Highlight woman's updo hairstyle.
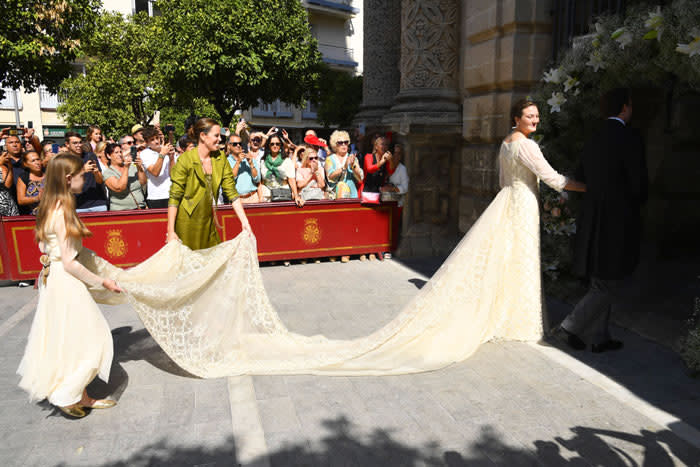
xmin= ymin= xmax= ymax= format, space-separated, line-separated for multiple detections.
xmin=188 ymin=117 xmax=219 ymax=142
xmin=510 ymin=98 xmax=537 ymax=126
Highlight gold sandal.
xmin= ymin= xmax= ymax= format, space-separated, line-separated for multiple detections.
xmin=81 ymin=399 xmax=117 ymax=409
xmin=59 ymin=405 xmax=86 ymax=418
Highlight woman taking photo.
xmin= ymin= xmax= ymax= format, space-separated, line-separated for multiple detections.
xmin=362 ymin=136 xmax=391 ymax=202
xmin=18 ymin=154 xmax=122 ymax=418
xmin=0 ymin=150 xmax=19 ymax=216
xmin=102 ymin=143 xmax=147 ymax=211
xmin=16 ymin=151 xmax=45 ymax=215
xmin=167 ymin=118 xmax=251 ymax=249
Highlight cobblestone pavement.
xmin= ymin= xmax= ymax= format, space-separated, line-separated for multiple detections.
xmin=0 ymin=258 xmax=699 ymax=466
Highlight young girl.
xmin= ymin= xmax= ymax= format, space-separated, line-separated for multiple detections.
xmin=18 ymin=154 xmax=122 ymax=418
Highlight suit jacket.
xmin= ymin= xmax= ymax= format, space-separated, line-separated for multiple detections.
xmin=572 ymin=119 xmax=648 ymax=279
xmin=168 ymin=148 xmax=239 ymax=250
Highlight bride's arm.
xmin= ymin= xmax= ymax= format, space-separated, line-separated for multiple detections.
xmin=518 ymin=139 xmax=585 ymax=192
xmin=231 ymin=198 xmax=251 ymax=232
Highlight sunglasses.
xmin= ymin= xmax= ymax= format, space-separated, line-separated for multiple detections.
xmin=251 ymin=138 xmax=262 ymax=144
xmin=336 ymin=140 xmax=350 ymax=145
xmin=124 ymin=141 xmax=135 ymax=145
xmin=228 ymin=141 xmax=242 ymax=147
xmin=308 ymin=156 xmax=319 ymax=160
xmin=269 ymin=142 xmax=281 ymax=147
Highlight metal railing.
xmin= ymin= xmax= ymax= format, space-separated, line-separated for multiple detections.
xmin=39 ymin=86 xmax=64 ymax=110
xmin=317 ymin=43 xmax=356 ymax=65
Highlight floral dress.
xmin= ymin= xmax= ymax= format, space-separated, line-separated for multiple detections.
xmin=0 ymin=167 xmax=19 ymax=216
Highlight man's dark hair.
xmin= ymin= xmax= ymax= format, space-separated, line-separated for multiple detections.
xmin=184 ymin=114 xmax=199 ymax=133
xmin=178 ymin=135 xmax=195 ymax=150
xmin=602 ymin=88 xmax=631 ymax=117
xmin=64 ymin=131 xmax=82 ymax=141
xmin=142 ymin=126 xmax=159 ymax=142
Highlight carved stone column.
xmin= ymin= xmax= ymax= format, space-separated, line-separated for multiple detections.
xmin=353 ymin=0 xmax=401 ymax=129
xmin=385 ymin=0 xmax=462 ymax=257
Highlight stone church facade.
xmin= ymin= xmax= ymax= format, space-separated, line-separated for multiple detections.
xmin=355 ymin=0 xmax=699 ymax=260
xmin=355 ymin=0 xmax=555 ymax=256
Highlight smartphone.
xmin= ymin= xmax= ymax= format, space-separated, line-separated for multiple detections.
xmin=27 ymin=121 xmax=33 ymax=129
xmin=51 ymin=143 xmax=60 ymax=153
xmin=130 ymin=146 xmax=138 ymax=157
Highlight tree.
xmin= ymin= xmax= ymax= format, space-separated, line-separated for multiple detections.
xmin=155 ymin=0 xmax=323 ymax=128
xmin=57 ymin=12 xmax=181 ymax=138
xmin=0 ymin=0 xmax=100 ymax=100
xmin=315 ymin=65 xmax=363 ymax=129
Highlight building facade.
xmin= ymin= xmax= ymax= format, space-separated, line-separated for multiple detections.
xmin=355 ymin=0 xmax=698 ymax=259
xmin=0 ymin=0 xmax=362 ymax=141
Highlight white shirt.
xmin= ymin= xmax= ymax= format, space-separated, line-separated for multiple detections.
xmin=140 ymin=147 xmax=172 ymax=200
xmin=388 ymin=162 xmax=409 ymax=207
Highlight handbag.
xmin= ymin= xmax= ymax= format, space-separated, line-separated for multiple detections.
xmin=301 ymin=186 xmax=324 ymax=201
xmin=270 ymin=187 xmax=292 ymax=202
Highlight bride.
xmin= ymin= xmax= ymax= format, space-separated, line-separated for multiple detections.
xmin=77 ymin=101 xmax=585 ymax=378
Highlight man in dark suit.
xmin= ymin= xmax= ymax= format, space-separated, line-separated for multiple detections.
xmin=554 ymin=88 xmax=648 ymax=353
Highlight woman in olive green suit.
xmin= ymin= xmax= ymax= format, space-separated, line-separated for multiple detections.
xmin=167 ymin=118 xmax=251 ymax=249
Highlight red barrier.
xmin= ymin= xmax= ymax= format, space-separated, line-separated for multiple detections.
xmin=0 ymin=199 xmax=399 ymax=281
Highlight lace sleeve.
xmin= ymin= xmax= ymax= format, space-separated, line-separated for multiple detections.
xmin=518 ymin=139 xmax=568 ymax=192
xmin=54 ymin=208 xmax=103 ymax=288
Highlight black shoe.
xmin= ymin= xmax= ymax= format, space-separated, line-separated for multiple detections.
xmin=548 ymin=325 xmax=586 ymax=351
xmin=591 ymin=340 xmax=624 ymax=353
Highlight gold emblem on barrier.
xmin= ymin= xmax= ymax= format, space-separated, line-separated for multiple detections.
xmin=302 ymin=218 xmax=321 ymax=245
xmin=105 ymin=229 xmax=127 ymax=258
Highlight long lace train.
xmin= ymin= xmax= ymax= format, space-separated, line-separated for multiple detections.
xmin=80 ymin=180 xmax=545 ymax=378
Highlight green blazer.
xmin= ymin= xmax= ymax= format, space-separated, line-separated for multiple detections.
xmin=168 ymin=147 xmax=239 ymax=250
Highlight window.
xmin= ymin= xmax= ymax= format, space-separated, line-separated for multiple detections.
xmin=134 ymin=0 xmax=160 ymax=16
xmin=302 ymin=101 xmax=319 ymax=119
xmin=252 ymin=99 xmax=293 ymax=118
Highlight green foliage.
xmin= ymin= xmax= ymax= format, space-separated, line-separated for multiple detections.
xmin=530 ymin=0 xmax=700 ymax=296
xmin=155 ymin=0 xmax=323 ymax=128
xmin=315 ymin=65 xmax=363 ymax=129
xmin=0 ymin=0 xmax=100 ymax=99
xmin=57 ymin=12 xmax=179 ymax=138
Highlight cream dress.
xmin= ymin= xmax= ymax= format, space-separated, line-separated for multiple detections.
xmin=17 ymin=207 xmax=113 ymax=406
xmin=80 ymin=137 xmax=567 ymax=377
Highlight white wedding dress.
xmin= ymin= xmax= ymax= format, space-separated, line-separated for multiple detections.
xmin=83 ymin=137 xmax=568 ymax=378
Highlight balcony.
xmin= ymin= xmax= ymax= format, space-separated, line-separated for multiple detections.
xmin=0 ymin=88 xmax=22 ymax=110
xmin=304 ymin=0 xmax=358 ymax=18
xmin=252 ymin=99 xmax=294 ymax=118
xmin=302 ymin=101 xmax=319 ymax=120
xmin=39 ymin=86 xmax=64 ymax=110
xmin=318 ymin=43 xmax=358 ymax=68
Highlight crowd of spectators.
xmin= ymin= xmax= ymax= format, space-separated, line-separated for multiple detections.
xmin=0 ymin=120 xmax=409 ymax=219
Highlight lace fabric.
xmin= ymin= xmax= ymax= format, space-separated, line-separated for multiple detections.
xmin=79 ymin=139 xmax=564 ymax=377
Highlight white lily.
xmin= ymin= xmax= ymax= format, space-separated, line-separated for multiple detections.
xmin=611 ymin=27 xmax=633 ymax=49
xmin=644 ymin=6 xmax=663 ymax=40
xmin=563 ymin=75 xmax=579 ymax=93
xmin=543 ymin=67 xmax=564 ymax=84
xmin=676 ymin=29 xmax=700 ymax=57
xmin=586 ymin=50 xmax=606 ymax=72
xmin=547 ymin=92 xmax=566 ymax=113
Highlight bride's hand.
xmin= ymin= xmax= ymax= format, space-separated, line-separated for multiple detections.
xmin=166 ymin=231 xmax=180 ymax=243
xmin=102 ymin=278 xmax=123 ymax=293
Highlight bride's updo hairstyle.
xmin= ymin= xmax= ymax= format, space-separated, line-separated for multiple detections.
xmin=511 ymin=98 xmax=537 ymax=126
xmin=188 ymin=117 xmax=219 ymax=143
xmin=35 ymin=154 xmax=92 ymax=243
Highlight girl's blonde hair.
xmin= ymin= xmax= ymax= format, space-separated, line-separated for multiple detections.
xmin=95 ymin=141 xmax=107 ymax=155
xmin=35 ymin=154 xmax=92 ymax=243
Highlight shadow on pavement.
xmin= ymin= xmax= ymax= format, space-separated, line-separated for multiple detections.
xmin=59 ymin=415 xmax=698 ymax=467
